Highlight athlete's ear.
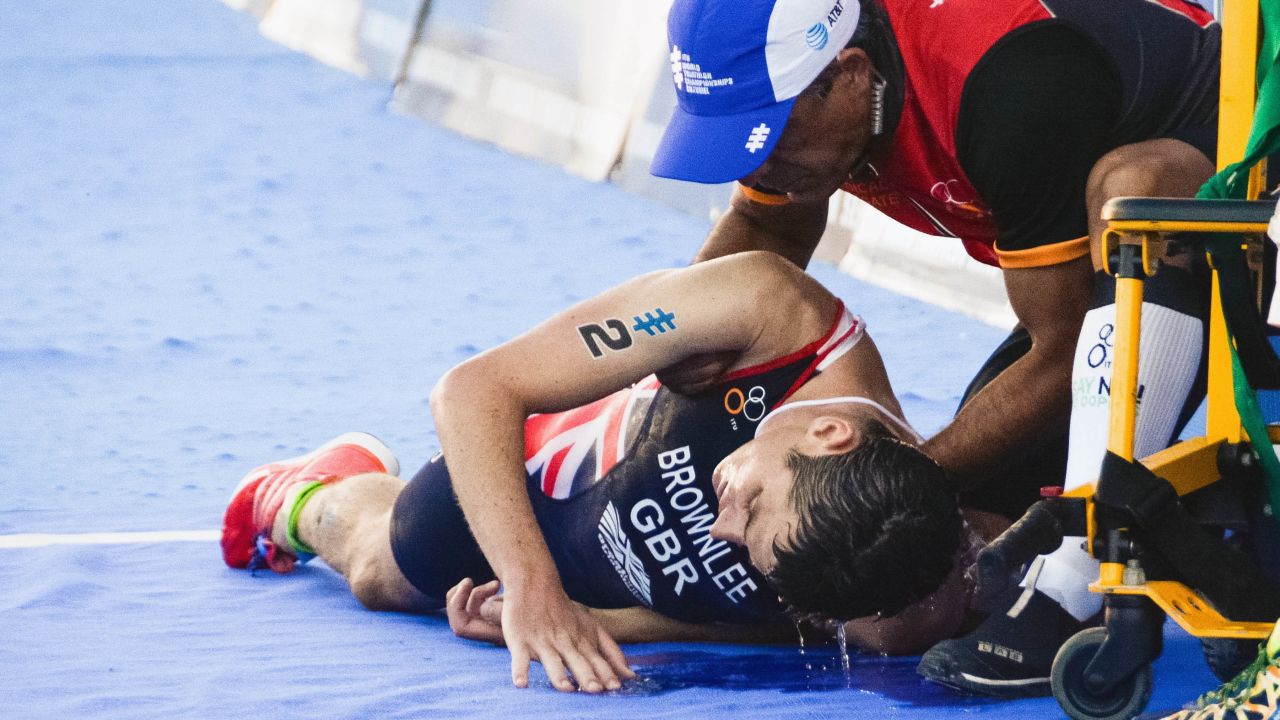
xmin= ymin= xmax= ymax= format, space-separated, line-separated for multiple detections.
xmin=805 ymin=415 xmax=860 ymax=453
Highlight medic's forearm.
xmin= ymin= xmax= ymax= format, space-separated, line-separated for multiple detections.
xmin=923 ymin=344 xmax=1073 ymax=489
xmin=694 ymin=191 xmax=827 ymax=268
xmin=928 ymin=257 xmax=1092 ymax=490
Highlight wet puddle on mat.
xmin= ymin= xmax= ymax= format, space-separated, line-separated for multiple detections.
xmin=619 ymin=646 xmax=1002 ymax=705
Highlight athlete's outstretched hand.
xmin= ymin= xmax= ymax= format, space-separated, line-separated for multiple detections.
xmin=500 ymin=578 xmax=634 ymax=693
xmin=445 ymin=577 xmax=506 ymax=645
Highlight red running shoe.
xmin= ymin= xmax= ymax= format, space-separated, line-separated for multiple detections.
xmin=221 ymin=432 xmax=399 ymax=573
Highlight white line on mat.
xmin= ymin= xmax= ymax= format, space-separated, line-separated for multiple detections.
xmin=0 ymin=530 xmax=219 ymax=549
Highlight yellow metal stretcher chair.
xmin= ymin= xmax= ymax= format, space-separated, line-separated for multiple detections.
xmin=977 ymin=1 xmax=1280 ymax=718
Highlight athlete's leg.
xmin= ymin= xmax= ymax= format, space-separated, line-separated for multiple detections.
xmin=269 ymin=472 xmax=438 ymax=613
xmin=220 ymin=434 xmax=485 ymax=614
xmin=279 ymin=454 xmax=498 ymax=611
xmin=386 ymin=454 xmax=497 ymax=603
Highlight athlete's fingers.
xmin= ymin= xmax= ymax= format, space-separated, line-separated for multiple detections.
xmin=537 ymin=647 xmax=579 ymax=693
xmin=477 ymin=622 xmax=507 ymax=645
xmin=479 ymin=593 xmax=504 ymax=626
xmin=582 ymin=642 xmax=621 ymax=691
xmin=510 ymin=644 xmax=532 ymax=689
xmin=559 ymin=644 xmax=603 ymax=694
xmin=466 ymin=579 xmax=499 ymax=619
xmin=446 ymin=578 xmax=476 ymax=633
xmin=596 ymin=625 xmax=636 ymax=681
xmin=444 ymin=578 xmax=462 ymax=606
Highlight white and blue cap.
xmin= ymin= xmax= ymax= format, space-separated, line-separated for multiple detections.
xmin=650 ymin=0 xmax=861 ymax=184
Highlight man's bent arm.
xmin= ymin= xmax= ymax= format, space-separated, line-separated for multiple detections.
xmin=923 ymin=257 xmax=1093 ymax=487
xmin=695 ymin=187 xmax=828 ymax=267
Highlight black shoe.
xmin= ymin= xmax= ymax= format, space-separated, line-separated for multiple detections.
xmin=917 ymin=588 xmax=1083 ymax=698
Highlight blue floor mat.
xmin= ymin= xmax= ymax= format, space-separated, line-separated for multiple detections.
xmin=0 ymin=1 xmax=1232 ymax=717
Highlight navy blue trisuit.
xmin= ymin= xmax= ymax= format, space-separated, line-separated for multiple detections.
xmin=389 ymin=305 xmax=867 ymax=624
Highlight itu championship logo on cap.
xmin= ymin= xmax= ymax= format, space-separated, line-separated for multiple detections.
xmin=805 ymin=22 xmax=829 ymax=51
xmin=670 ymin=45 xmax=685 ymax=91
xmin=668 ymin=44 xmax=734 ymax=97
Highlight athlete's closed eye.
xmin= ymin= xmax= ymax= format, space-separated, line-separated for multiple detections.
xmin=744 ymin=491 xmax=762 ymax=535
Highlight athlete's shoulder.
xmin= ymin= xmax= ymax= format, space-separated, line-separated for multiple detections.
xmin=704 ymin=251 xmax=834 ymax=316
xmin=703 ymin=251 xmax=844 ymax=356
xmin=702 ymin=250 xmax=825 ymax=294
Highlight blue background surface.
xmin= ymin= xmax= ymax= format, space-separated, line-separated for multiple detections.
xmin=0 ymin=2 xmax=1219 ymax=717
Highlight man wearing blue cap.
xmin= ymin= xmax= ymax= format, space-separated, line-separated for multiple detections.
xmin=652 ymin=0 xmax=1226 ymax=699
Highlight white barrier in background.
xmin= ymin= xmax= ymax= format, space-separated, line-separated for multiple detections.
xmin=222 ymin=0 xmax=275 ymax=17
xmin=825 ymin=195 xmax=1016 ymax=327
xmin=238 ymin=0 xmax=426 ymax=83
xmin=221 ymin=0 xmax=1016 ymax=328
xmin=260 ymin=0 xmax=368 ymax=74
xmin=390 ymin=0 xmax=671 ymax=181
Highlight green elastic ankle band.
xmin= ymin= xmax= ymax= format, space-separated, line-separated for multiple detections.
xmin=285 ymin=481 xmax=326 ymax=556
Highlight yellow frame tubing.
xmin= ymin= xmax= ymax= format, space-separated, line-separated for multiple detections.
xmin=1107 ymin=271 xmax=1145 ymax=462
xmin=1105 ymin=220 xmax=1269 ymax=234
xmin=1218 ymin=0 xmax=1259 ymax=175
xmin=1085 ymin=0 xmax=1269 ymax=642
xmin=1207 ymin=0 xmax=1263 ymax=441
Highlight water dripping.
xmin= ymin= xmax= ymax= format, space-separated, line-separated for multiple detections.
xmin=835 ymin=622 xmax=851 ymax=675
xmin=794 ymin=619 xmax=812 ymax=671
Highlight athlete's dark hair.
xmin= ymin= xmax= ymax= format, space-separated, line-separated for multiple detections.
xmin=767 ymin=421 xmax=963 ymax=620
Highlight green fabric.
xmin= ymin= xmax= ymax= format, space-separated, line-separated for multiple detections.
xmin=1228 ymin=328 xmax=1280 ymax=516
xmin=1195 ymin=640 xmax=1269 ymax=708
xmin=1197 ymin=234 xmax=1280 ymax=528
xmin=1196 ymin=4 xmax=1280 ymax=531
xmin=1198 ymin=0 xmax=1280 ymax=200
xmin=285 ymin=480 xmax=325 ymax=557
xmin=1195 ymin=617 xmax=1280 ymax=709
xmin=1270 ymin=616 xmax=1280 ymax=657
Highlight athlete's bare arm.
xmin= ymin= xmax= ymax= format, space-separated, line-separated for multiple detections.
xmin=429 ymin=252 xmax=836 ymax=692
xmin=445 ymin=578 xmax=794 ymax=645
xmin=694 ymin=188 xmax=829 ymax=267
xmin=590 ymin=607 xmax=796 ymax=644
xmin=923 ymin=258 xmax=1093 ymax=486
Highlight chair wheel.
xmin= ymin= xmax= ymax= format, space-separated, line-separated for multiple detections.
xmin=1051 ymin=627 xmax=1154 ymax=720
xmin=1203 ymin=637 xmax=1261 ymax=682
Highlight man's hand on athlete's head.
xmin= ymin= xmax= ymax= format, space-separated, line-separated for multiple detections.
xmin=447 ymin=576 xmax=636 ymax=692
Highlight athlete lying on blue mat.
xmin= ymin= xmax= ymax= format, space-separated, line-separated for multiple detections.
xmin=221 ymin=251 xmax=1011 ymax=692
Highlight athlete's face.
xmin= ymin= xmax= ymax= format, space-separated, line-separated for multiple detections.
xmin=708 ymin=431 xmax=802 ymax=576
xmin=739 ymin=49 xmax=879 ymax=204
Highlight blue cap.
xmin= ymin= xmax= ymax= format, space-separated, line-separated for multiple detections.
xmin=650 ymin=0 xmax=861 ymax=184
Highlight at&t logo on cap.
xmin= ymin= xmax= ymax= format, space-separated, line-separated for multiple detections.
xmin=650 ymin=0 xmax=862 ymax=184
xmin=805 ymin=22 xmax=829 ymax=50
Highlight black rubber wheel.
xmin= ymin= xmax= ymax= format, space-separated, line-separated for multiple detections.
xmin=1051 ymin=628 xmax=1155 ymax=720
xmin=1203 ymin=637 xmax=1261 ymax=682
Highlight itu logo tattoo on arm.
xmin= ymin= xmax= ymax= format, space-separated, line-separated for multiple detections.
xmin=577 ymin=308 xmax=679 ymax=358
